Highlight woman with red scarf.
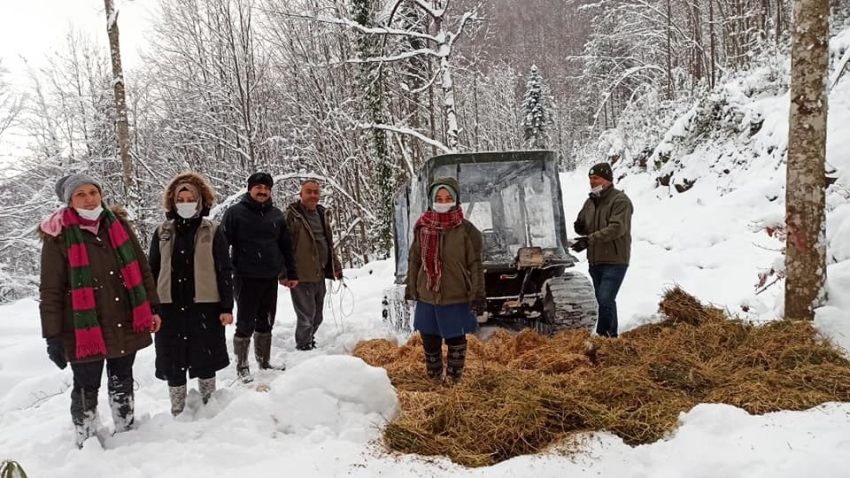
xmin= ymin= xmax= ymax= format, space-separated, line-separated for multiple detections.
xmin=406 ymin=177 xmax=485 ymax=384
xmin=39 ymin=173 xmax=161 ymax=448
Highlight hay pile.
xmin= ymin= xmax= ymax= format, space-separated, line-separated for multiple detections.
xmin=352 ymin=287 xmax=850 ymax=467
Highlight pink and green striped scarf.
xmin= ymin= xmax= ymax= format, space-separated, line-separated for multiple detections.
xmin=63 ymin=206 xmax=152 ymax=359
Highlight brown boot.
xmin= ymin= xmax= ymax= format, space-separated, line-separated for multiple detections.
xmin=253 ymin=332 xmax=286 ymax=371
xmin=233 ymin=336 xmax=253 ymax=383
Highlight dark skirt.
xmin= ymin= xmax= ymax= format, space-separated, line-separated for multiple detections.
xmin=155 ymin=303 xmax=229 ymax=380
xmin=413 ymin=301 xmax=478 ymax=339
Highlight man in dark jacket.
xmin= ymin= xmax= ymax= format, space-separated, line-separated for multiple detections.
xmin=285 ymin=180 xmax=342 ymax=351
xmin=221 ymin=172 xmax=298 ymax=381
xmin=571 ymin=162 xmax=633 ymax=338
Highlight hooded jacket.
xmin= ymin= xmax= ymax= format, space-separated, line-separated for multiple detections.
xmin=406 ymin=177 xmax=485 ymax=305
xmin=38 ymin=206 xmax=160 ymax=363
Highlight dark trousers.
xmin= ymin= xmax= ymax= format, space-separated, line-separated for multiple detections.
xmin=421 ymin=333 xmax=466 ymax=351
xmin=71 ymin=353 xmax=136 ymax=394
xmin=291 ymin=280 xmax=327 ymax=348
xmin=234 ymin=277 xmax=278 ymax=338
xmin=589 ymin=264 xmax=628 ymax=338
xmin=70 ymin=353 xmax=136 ymax=426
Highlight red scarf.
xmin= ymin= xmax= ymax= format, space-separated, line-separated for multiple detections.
xmin=415 ymin=208 xmax=464 ymax=292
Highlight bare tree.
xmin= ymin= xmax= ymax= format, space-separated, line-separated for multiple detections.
xmin=0 ymin=60 xmax=22 ymax=139
xmin=783 ymin=0 xmax=829 ymax=320
xmin=103 ymin=0 xmax=137 ymax=205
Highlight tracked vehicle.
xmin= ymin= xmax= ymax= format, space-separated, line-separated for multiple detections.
xmin=382 ymin=150 xmax=597 ymax=336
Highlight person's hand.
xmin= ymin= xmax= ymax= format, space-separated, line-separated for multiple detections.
xmin=472 ymin=298 xmax=487 ymax=316
xmin=151 ymin=314 xmax=162 ymax=333
xmin=288 ymin=280 xmax=299 ymax=288
xmin=570 ymin=237 xmax=589 ymax=253
xmin=220 ymin=313 xmax=234 ymax=326
xmin=334 ymin=270 xmax=343 ymax=280
xmin=46 ymin=337 xmax=67 ymax=370
xmin=406 ymin=300 xmax=416 ymax=308
xmin=573 ymin=219 xmax=585 ymax=234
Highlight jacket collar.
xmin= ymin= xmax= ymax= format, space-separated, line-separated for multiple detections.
xmin=590 ymin=185 xmax=616 ymax=201
xmin=288 ymin=201 xmax=325 ymax=218
xmin=241 ymin=192 xmax=274 ymax=212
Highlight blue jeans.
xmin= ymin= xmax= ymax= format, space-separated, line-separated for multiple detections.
xmin=588 ymin=264 xmax=628 ymax=337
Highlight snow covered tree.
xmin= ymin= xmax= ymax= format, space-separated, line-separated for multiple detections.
xmin=784 ymin=0 xmax=829 ymax=320
xmin=352 ymin=0 xmax=393 ymax=258
xmin=103 ymin=0 xmax=138 ymax=209
xmin=0 ymin=61 xmax=21 ymax=140
xmin=521 ymin=65 xmax=553 ymax=149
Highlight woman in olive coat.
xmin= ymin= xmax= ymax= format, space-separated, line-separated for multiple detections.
xmin=406 ymin=177 xmax=485 ymax=384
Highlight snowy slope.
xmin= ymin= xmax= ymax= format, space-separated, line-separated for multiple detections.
xmin=3 ymin=29 xmax=850 ymax=478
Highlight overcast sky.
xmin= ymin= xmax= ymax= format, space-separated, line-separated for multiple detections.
xmin=0 ymin=0 xmax=158 ymax=168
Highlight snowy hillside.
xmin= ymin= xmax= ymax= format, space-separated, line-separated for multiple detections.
xmin=2 ymin=28 xmax=850 ymax=478
xmin=595 ymin=26 xmax=850 ymax=337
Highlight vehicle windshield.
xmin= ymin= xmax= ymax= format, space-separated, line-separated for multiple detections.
xmin=432 ymin=160 xmax=563 ymax=263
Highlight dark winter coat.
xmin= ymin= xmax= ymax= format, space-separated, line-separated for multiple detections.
xmin=150 ymin=217 xmax=232 ymax=380
xmin=220 ymin=193 xmax=298 ymax=280
xmin=39 ymin=206 xmax=160 ymax=363
xmin=574 ymin=186 xmax=633 ymax=266
xmin=285 ymin=202 xmax=342 ymax=283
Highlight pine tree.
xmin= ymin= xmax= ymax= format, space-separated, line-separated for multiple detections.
xmin=522 ymin=65 xmax=553 ymax=149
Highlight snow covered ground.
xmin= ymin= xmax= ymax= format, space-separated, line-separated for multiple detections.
xmin=3 ymin=45 xmax=850 ymax=478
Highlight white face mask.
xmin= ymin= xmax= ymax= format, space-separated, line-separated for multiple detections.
xmin=176 ymin=202 xmax=199 ymax=219
xmin=432 ymin=202 xmax=456 ymax=213
xmin=591 ymin=185 xmax=604 ymax=196
xmin=75 ymin=205 xmax=103 ymax=221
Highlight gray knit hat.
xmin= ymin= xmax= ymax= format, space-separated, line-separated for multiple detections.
xmin=54 ymin=173 xmax=102 ymax=204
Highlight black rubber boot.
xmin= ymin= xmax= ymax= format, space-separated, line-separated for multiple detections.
xmin=107 ymin=375 xmax=135 ymax=432
xmin=445 ymin=343 xmax=467 ymax=385
xmin=71 ymin=387 xmax=100 ymax=448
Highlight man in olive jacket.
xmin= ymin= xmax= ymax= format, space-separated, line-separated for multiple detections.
xmin=571 ymin=162 xmax=633 ymax=338
xmin=285 ymin=180 xmax=342 ymax=351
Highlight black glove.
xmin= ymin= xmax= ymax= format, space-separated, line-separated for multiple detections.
xmin=573 ymin=219 xmax=585 ymax=234
xmin=46 ymin=337 xmax=67 ymax=370
xmin=570 ymin=237 xmax=589 ymax=253
xmin=472 ymin=299 xmax=487 ymax=316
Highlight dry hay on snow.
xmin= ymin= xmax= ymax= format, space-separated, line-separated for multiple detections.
xmin=352 ymin=287 xmax=850 ymax=467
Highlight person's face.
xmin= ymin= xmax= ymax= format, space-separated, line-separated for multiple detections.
xmin=589 ymin=175 xmax=610 ymax=190
xmin=70 ymin=184 xmax=102 ymax=210
xmin=176 ymin=190 xmax=197 ymax=203
xmin=300 ymin=181 xmax=321 ymax=210
xmin=249 ymin=184 xmax=271 ymax=203
xmin=434 ymin=188 xmax=454 ymax=203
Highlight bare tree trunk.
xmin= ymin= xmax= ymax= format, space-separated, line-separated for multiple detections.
xmin=709 ymin=0 xmax=717 ymax=88
xmin=666 ymin=0 xmax=674 ymax=100
xmin=784 ymin=0 xmax=829 ymax=321
xmin=103 ymin=0 xmax=135 ymax=198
